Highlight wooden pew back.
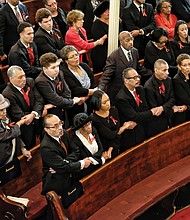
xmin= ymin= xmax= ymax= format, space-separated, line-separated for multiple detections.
xmin=62 ymin=122 xmax=190 ymax=219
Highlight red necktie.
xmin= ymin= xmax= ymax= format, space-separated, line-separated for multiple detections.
xmin=21 ymin=87 xmax=30 ymax=106
xmin=133 ymin=91 xmax=142 ymax=106
xmin=159 ymin=82 xmax=165 ymax=94
xmin=27 ymin=47 xmax=35 ymax=66
xmin=59 ymin=138 xmax=68 ymax=155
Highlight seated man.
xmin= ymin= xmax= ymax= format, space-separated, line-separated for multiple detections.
xmin=0 ymin=94 xmax=31 ymax=167
xmin=3 ymin=66 xmax=45 ymax=149
xmin=8 ymin=22 xmax=42 ymax=78
xmin=99 ymin=31 xmax=151 ymax=104
xmin=35 ymin=52 xmax=81 ymax=127
xmin=34 ymin=8 xmax=65 ymax=58
xmin=115 ymin=67 xmax=160 ymax=151
xmin=41 ymin=114 xmax=91 ymax=219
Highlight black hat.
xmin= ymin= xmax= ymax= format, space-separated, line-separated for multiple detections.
xmin=72 ymin=113 xmax=93 ymax=131
xmin=94 ymin=0 xmax=110 ymax=18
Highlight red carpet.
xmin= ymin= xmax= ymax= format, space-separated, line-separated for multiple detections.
xmin=169 ymin=206 xmax=190 ymax=220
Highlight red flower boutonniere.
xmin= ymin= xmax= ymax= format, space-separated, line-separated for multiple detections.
xmin=142 ymin=8 xmax=147 ymax=16
xmin=57 ymin=81 xmax=62 ymax=90
xmin=163 ymin=45 xmax=170 ymax=52
xmin=178 ymin=41 xmax=184 ymax=49
xmin=110 ymin=116 xmax=118 ymax=125
xmin=55 ymin=32 xmax=61 ymax=40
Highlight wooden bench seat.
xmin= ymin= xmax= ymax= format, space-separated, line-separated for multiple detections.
xmin=0 ymin=144 xmax=47 ymax=220
xmin=88 ymin=155 xmax=190 ymax=220
xmin=46 ymin=121 xmax=190 ymax=220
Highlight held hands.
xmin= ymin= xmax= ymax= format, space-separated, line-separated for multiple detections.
xmin=83 ymin=157 xmax=92 ymax=168
xmin=22 ymin=149 xmax=32 ymax=161
xmin=102 ymin=151 xmax=109 ymax=160
xmin=96 ymin=34 xmax=107 ymax=45
xmin=21 ymin=113 xmax=35 ymax=125
xmin=73 ymin=97 xmax=81 ymax=105
xmin=151 ymin=106 xmax=164 ymax=116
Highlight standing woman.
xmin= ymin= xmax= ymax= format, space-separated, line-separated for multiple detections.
xmin=155 ymin=0 xmax=177 ymax=41
xmin=170 ymin=20 xmax=190 ymax=60
xmin=65 ymin=9 xmax=107 ymax=63
xmin=60 ymin=45 xmax=98 ymax=124
xmin=91 ymin=0 xmax=109 ymax=73
xmin=91 ymin=90 xmax=137 ymax=157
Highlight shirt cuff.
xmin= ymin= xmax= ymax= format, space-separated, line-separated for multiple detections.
xmin=101 ymin=157 xmax=106 ymax=165
xmin=31 ymin=111 xmax=40 ymax=119
xmin=89 ymin=157 xmax=99 ymax=165
xmin=80 ymin=160 xmax=85 ymax=170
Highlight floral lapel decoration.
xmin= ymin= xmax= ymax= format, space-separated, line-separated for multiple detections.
xmin=110 ymin=116 xmax=118 ymax=125
xmin=57 ymin=81 xmax=62 ymax=90
xmin=163 ymin=45 xmax=170 ymax=52
xmin=178 ymin=41 xmax=184 ymax=49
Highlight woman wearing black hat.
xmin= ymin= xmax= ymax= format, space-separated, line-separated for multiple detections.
xmin=72 ymin=112 xmax=109 ymax=179
xmin=91 ymin=0 xmax=110 ymax=73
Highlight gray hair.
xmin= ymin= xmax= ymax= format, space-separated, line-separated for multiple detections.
xmin=7 ymin=66 xmax=24 ymax=78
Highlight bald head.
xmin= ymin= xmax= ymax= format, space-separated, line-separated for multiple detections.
xmin=119 ymin=31 xmax=134 ymax=50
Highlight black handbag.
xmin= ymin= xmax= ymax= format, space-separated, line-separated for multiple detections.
xmin=61 ymin=181 xmax=84 ymax=208
xmin=0 ymin=158 xmax=22 ymax=186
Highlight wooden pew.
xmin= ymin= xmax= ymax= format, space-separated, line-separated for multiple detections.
xmin=0 ymin=144 xmax=47 ymax=220
xmin=46 ymin=121 xmax=190 ymax=220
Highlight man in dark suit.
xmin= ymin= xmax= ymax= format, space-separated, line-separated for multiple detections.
xmin=34 ymin=8 xmax=65 ymax=58
xmin=99 ymin=31 xmax=151 ymax=104
xmin=122 ymin=0 xmax=155 ymax=59
xmin=41 ymin=114 xmax=91 ymax=219
xmin=0 ymin=0 xmax=30 ymax=64
xmin=144 ymin=59 xmax=178 ymax=136
xmin=2 ymin=65 xmax=45 ymax=149
xmin=115 ymin=67 xmax=159 ymax=151
xmin=35 ymin=52 xmax=81 ymax=127
xmin=8 ymin=22 xmax=42 ymax=78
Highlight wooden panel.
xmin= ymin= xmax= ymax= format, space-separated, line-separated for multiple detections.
xmin=64 ymin=122 xmax=190 ymax=219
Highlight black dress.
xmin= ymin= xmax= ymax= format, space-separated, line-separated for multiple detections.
xmin=92 ymin=106 xmax=121 ymax=157
xmin=91 ymin=19 xmax=108 ymax=73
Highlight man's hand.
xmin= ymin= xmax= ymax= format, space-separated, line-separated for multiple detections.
xmin=73 ymin=97 xmax=81 ymax=105
xmin=0 ymin=54 xmax=7 ymax=61
xmin=21 ymin=113 xmax=35 ymax=125
xmin=131 ymin=30 xmax=140 ymax=37
xmin=49 ymin=167 xmax=56 ymax=174
xmin=83 ymin=158 xmax=91 ymax=168
xmin=42 ymin=104 xmax=55 ymax=117
xmin=151 ymin=106 xmax=164 ymax=116
xmin=124 ymin=121 xmax=137 ymax=129
xmin=22 ymin=149 xmax=32 ymax=161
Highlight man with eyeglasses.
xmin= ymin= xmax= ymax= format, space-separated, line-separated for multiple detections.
xmin=34 ymin=8 xmax=65 ymax=58
xmin=144 ymin=59 xmax=183 ymax=134
xmin=99 ymin=31 xmax=152 ymax=104
xmin=115 ymin=67 xmax=160 ymax=151
xmin=41 ymin=113 xmax=91 ymax=219
xmin=35 ymin=52 xmax=81 ymax=127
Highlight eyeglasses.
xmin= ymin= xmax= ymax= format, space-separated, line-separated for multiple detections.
xmin=46 ymin=121 xmax=64 ymax=129
xmin=46 ymin=1 xmax=57 ymax=7
xmin=67 ymin=54 xmax=79 ymax=60
xmin=126 ymin=75 xmax=141 ymax=80
xmin=162 ymin=5 xmax=172 ymax=9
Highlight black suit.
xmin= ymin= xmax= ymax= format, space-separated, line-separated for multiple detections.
xmin=122 ymin=2 xmax=155 ymax=58
xmin=0 ymin=2 xmax=30 ymax=57
xmin=35 ymin=71 xmax=74 ymax=124
xmin=171 ymin=0 xmax=190 ymax=22
xmin=40 ymin=131 xmax=81 ymax=196
xmin=2 ymin=78 xmax=44 ymax=149
xmin=173 ymin=72 xmax=190 ymax=125
xmin=115 ymin=85 xmax=153 ymax=150
xmin=8 ymin=40 xmax=41 ymax=78
xmin=144 ymin=75 xmax=175 ymax=134
xmin=34 ymin=27 xmax=65 ymax=58
xmin=99 ymin=46 xmax=147 ymax=104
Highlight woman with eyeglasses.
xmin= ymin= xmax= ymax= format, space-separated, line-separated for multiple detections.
xmin=65 ymin=9 xmax=107 ymax=63
xmin=90 ymin=90 xmax=137 ymax=158
xmin=155 ymin=0 xmax=177 ymax=40
xmin=60 ymin=45 xmax=98 ymax=124
xmin=144 ymin=27 xmax=177 ymax=77
xmin=170 ymin=20 xmax=190 ymax=60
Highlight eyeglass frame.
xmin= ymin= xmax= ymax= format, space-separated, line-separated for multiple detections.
xmin=45 ymin=120 xmax=64 ymax=129
xmin=126 ymin=75 xmax=141 ymax=80
xmin=67 ymin=53 xmax=80 ymax=60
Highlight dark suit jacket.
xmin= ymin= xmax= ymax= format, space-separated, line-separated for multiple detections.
xmin=2 ymin=78 xmax=44 ymax=149
xmin=173 ymin=71 xmax=190 ymax=124
xmin=34 ymin=27 xmax=65 ymax=58
xmin=40 ymin=131 xmax=81 ymax=195
xmin=99 ymin=46 xmax=139 ymax=104
xmin=35 ymin=71 xmax=74 ymax=121
xmin=8 ymin=40 xmax=41 ymax=78
xmin=0 ymin=3 xmax=30 ymax=56
xmin=122 ymin=2 xmax=155 ymax=58
xmin=144 ymin=75 xmax=175 ymax=132
xmin=115 ymin=85 xmax=153 ymax=150
xmin=171 ymin=0 xmax=190 ymax=22
xmin=0 ymin=123 xmax=24 ymax=167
